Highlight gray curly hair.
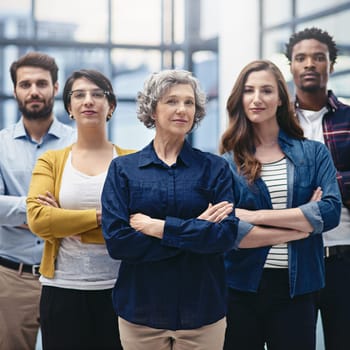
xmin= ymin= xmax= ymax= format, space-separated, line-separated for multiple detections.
xmin=137 ymin=69 xmax=207 ymax=129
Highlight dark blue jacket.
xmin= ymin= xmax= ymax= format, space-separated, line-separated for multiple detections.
xmin=223 ymin=130 xmax=341 ymax=297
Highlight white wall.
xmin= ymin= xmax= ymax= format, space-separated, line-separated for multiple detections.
xmin=218 ymin=0 xmax=259 ymax=134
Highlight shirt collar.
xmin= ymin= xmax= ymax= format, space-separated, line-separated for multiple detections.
xmin=13 ymin=118 xmax=28 ymax=139
xmin=294 ymin=90 xmax=339 ymax=113
xmin=13 ymin=117 xmax=66 ymax=140
xmin=138 ymin=139 xmax=193 ymax=168
xmin=278 ymin=129 xmax=294 ymax=147
xmin=326 ymin=90 xmax=339 ymax=112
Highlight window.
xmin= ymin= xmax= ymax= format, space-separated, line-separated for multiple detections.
xmin=0 ymin=0 xmax=219 ymax=151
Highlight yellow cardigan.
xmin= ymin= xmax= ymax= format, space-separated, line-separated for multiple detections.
xmin=27 ymin=145 xmax=134 ymax=278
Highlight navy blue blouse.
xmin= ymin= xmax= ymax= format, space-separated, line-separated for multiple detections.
xmin=101 ymin=140 xmax=238 ymax=330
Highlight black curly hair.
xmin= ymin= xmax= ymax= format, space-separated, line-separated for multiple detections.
xmin=285 ymin=27 xmax=338 ymax=64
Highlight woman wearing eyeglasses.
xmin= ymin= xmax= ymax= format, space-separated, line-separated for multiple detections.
xmin=26 ymin=69 xmax=134 ymax=350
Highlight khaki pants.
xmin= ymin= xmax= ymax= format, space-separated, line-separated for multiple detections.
xmin=119 ymin=316 xmax=226 ymax=350
xmin=0 ymin=265 xmax=41 ymax=350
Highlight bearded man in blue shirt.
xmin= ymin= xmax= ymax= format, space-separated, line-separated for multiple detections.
xmin=0 ymin=52 xmax=75 ymax=350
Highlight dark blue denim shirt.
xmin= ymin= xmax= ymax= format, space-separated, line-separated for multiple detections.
xmin=222 ymin=130 xmax=341 ymax=297
xmin=102 ymin=140 xmax=238 ymax=330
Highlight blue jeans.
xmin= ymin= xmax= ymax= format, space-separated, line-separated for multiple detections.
xmin=224 ymin=269 xmax=318 ymax=350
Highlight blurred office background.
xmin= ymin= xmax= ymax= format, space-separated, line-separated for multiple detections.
xmin=1 ymin=0 xmax=350 ymax=154
xmin=1 ymin=1 xmax=350 ymax=348
xmin=0 ymin=0 xmax=220 ymax=152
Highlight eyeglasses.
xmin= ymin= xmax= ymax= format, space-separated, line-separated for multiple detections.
xmin=69 ymin=89 xmax=110 ymax=101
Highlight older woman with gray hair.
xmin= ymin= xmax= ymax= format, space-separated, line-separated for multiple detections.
xmin=102 ymin=69 xmax=239 ymax=350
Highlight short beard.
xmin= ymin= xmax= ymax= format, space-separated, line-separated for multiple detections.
xmin=18 ymin=96 xmax=54 ymax=121
xmin=300 ymin=84 xmax=321 ymax=93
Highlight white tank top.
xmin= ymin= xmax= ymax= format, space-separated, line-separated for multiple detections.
xmin=40 ymin=150 xmax=120 ymax=290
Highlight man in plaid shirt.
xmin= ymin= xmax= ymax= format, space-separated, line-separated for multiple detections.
xmin=286 ymin=27 xmax=350 ymax=350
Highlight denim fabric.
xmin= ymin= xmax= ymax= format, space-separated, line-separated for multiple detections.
xmin=223 ymin=130 xmax=341 ymax=297
xmin=101 ymin=140 xmax=238 ymax=330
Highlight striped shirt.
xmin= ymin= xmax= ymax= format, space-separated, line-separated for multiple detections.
xmin=261 ymin=157 xmax=288 ymax=268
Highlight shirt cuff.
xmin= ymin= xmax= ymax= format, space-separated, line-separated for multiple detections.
xmin=234 ymin=221 xmax=254 ymax=249
xmin=299 ymin=202 xmax=323 ymax=235
xmin=161 ymin=216 xmax=183 ymax=248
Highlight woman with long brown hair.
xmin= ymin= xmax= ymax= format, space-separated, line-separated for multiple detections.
xmin=220 ymin=60 xmax=341 ymax=350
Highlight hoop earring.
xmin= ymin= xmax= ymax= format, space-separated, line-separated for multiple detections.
xmin=69 ymin=114 xmax=74 ymax=120
xmin=106 ymin=114 xmax=112 ymax=121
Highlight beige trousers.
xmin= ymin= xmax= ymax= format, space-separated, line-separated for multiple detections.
xmin=119 ymin=316 xmax=226 ymax=350
xmin=0 ymin=265 xmax=41 ymax=350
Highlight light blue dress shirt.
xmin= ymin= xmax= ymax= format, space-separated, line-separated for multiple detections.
xmin=0 ymin=117 xmax=76 ymax=265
